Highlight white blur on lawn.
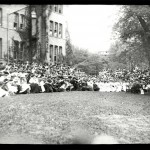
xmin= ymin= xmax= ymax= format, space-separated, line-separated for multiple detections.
xmin=63 ymin=5 xmax=121 ymax=53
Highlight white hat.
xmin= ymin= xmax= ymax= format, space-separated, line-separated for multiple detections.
xmin=20 ymin=74 xmax=26 ymax=78
xmin=13 ymin=77 xmax=19 ymax=82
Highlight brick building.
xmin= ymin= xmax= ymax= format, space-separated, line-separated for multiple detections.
xmin=0 ymin=5 xmax=66 ymax=65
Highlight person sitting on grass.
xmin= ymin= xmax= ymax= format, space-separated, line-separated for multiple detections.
xmin=5 ymin=78 xmax=18 ymax=95
xmin=29 ymin=74 xmax=41 ymax=93
xmin=130 ymin=81 xmax=142 ymax=94
xmin=19 ymin=73 xmax=31 ymax=94
xmin=86 ymin=79 xmax=94 ymax=91
xmin=43 ymin=78 xmax=53 ymax=93
xmin=0 ymin=81 xmax=9 ymax=97
xmin=93 ymin=81 xmax=100 ymax=91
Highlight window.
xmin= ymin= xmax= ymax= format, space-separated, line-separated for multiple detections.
xmin=58 ymin=5 xmax=62 ymax=14
xmin=50 ymin=21 xmax=53 ymax=36
xmin=0 ymin=8 xmax=2 ymax=26
xmin=14 ymin=40 xmax=19 ymax=59
xmin=54 ymin=5 xmax=58 ymax=12
xmin=31 ymin=7 xmax=36 ymax=19
xmin=54 ymin=22 xmax=58 ymax=37
xmin=50 ymin=45 xmax=53 ymax=61
xmin=50 ymin=5 xmax=53 ymax=10
xmin=20 ymin=14 xmax=25 ymax=29
xmin=54 ymin=46 xmax=58 ymax=63
xmin=32 ymin=7 xmax=36 ymax=12
xmin=59 ymin=23 xmax=62 ymax=38
xmin=14 ymin=13 xmax=19 ymax=30
xmin=59 ymin=46 xmax=62 ymax=56
xmin=0 ymin=38 xmax=2 ymax=59
xmin=14 ymin=22 xmax=17 ymax=29
xmin=20 ymin=42 xmax=24 ymax=60
xmin=14 ymin=51 xmax=17 ymax=59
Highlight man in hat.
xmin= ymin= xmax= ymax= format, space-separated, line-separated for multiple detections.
xmin=93 ymin=81 xmax=100 ymax=91
xmin=19 ymin=73 xmax=31 ymax=94
xmin=44 ymin=78 xmax=53 ymax=93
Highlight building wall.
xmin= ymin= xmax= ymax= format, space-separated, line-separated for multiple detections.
xmin=0 ymin=5 xmax=27 ymax=62
xmin=41 ymin=5 xmax=66 ymax=65
xmin=0 ymin=5 xmax=66 ymax=64
xmin=48 ymin=9 xmax=66 ymax=56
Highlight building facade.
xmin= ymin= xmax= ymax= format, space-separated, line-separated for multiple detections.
xmin=0 ymin=5 xmax=27 ymax=63
xmin=0 ymin=5 xmax=66 ymax=65
xmin=35 ymin=5 xmax=66 ymax=65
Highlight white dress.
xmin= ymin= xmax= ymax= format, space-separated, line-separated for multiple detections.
xmin=39 ymin=80 xmax=45 ymax=93
xmin=87 ymin=81 xmax=93 ymax=89
xmin=122 ymin=83 xmax=127 ymax=92
xmin=116 ymin=82 xmax=122 ymax=92
xmin=6 ymin=82 xmax=18 ymax=94
xmin=99 ymin=82 xmax=106 ymax=92
xmin=0 ymin=87 xmax=9 ymax=97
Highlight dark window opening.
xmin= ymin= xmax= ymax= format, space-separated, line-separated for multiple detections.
xmin=50 ymin=21 xmax=53 ymax=36
xmin=50 ymin=45 xmax=53 ymax=61
xmin=54 ymin=22 xmax=58 ymax=37
xmin=14 ymin=13 xmax=19 ymax=30
xmin=59 ymin=23 xmax=62 ymax=38
xmin=54 ymin=5 xmax=58 ymax=12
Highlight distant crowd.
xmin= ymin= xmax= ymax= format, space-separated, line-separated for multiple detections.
xmin=0 ymin=62 xmax=150 ymax=97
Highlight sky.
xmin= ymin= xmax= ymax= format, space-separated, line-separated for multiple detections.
xmin=63 ymin=5 xmax=121 ymax=53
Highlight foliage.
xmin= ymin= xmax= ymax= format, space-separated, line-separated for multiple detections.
xmin=112 ymin=5 xmax=150 ymax=69
xmin=65 ymin=28 xmax=74 ymax=66
xmin=68 ymin=46 xmax=108 ymax=75
xmin=71 ymin=46 xmax=89 ymax=65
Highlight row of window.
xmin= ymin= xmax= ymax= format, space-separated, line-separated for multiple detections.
xmin=13 ymin=13 xmax=26 ymax=30
xmin=50 ymin=45 xmax=62 ymax=62
xmin=50 ymin=21 xmax=63 ymax=38
xmin=0 ymin=37 xmax=63 ymax=62
xmin=13 ymin=43 xmax=63 ymax=62
xmin=50 ymin=5 xmax=63 ymax=14
xmin=0 ymin=7 xmax=25 ymax=30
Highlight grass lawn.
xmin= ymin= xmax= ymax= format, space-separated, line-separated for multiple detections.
xmin=0 ymin=91 xmax=150 ymax=144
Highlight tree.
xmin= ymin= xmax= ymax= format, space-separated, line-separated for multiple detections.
xmin=72 ymin=49 xmax=108 ymax=75
xmin=65 ymin=27 xmax=73 ymax=66
xmin=113 ymin=5 xmax=150 ymax=68
xmin=64 ymin=25 xmax=108 ymax=74
xmin=71 ymin=46 xmax=89 ymax=66
xmin=108 ymin=39 xmax=147 ymax=70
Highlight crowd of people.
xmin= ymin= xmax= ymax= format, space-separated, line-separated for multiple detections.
xmin=0 ymin=62 xmax=150 ymax=98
